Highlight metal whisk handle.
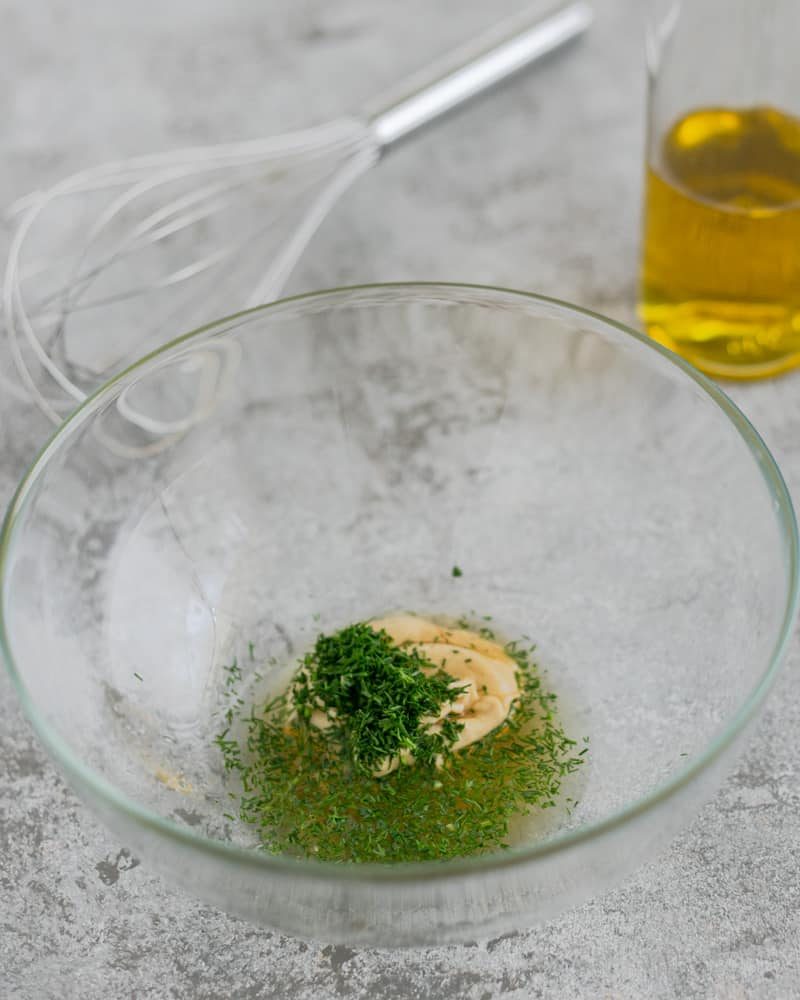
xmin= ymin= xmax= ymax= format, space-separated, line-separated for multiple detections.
xmin=368 ymin=1 xmax=593 ymax=153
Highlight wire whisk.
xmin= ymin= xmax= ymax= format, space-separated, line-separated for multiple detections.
xmin=2 ymin=1 xmax=592 ymax=433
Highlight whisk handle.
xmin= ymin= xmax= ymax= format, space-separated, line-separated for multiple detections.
xmin=367 ymin=1 xmax=592 ymax=153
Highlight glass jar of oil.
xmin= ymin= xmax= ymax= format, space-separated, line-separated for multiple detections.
xmin=639 ymin=1 xmax=800 ymax=379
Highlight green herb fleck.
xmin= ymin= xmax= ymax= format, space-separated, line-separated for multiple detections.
xmin=133 ymin=672 xmax=143 ymax=682
xmin=451 ymin=565 xmax=463 ymax=578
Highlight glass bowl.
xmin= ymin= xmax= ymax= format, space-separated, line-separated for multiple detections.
xmin=1 ymin=283 xmax=797 ymax=946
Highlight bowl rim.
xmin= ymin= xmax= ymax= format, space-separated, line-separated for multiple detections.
xmin=2 ymin=280 xmax=798 ymax=886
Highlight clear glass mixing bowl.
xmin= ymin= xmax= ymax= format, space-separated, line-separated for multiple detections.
xmin=1 ymin=284 xmax=797 ymax=946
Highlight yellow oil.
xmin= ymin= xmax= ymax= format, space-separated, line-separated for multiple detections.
xmin=639 ymin=106 xmax=800 ymax=378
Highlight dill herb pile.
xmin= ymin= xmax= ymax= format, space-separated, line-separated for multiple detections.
xmin=292 ymin=623 xmax=467 ymax=773
xmin=215 ymin=619 xmax=586 ymax=863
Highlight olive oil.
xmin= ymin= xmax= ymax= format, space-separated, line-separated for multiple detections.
xmin=639 ymin=106 xmax=800 ymax=378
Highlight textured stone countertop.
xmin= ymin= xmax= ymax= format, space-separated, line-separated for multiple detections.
xmin=1 ymin=1 xmax=799 ymax=997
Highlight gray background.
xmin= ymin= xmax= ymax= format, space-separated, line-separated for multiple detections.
xmin=1 ymin=0 xmax=799 ymax=997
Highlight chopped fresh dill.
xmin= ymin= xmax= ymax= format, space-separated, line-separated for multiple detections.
xmin=292 ymin=623 xmax=467 ymax=773
xmin=215 ymin=617 xmax=586 ymax=863
xmin=133 ymin=672 xmax=143 ymax=682
xmin=451 ymin=565 xmax=463 ymax=578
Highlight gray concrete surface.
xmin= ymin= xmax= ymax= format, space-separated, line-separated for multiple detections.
xmin=1 ymin=0 xmax=799 ymax=996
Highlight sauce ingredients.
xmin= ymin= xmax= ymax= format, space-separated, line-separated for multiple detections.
xmin=215 ymin=615 xmax=586 ymax=863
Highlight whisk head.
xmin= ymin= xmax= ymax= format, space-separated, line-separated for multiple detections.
xmin=3 ymin=118 xmax=376 ymax=429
